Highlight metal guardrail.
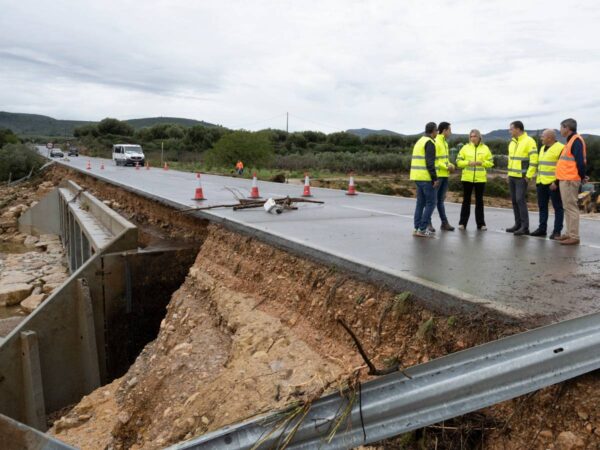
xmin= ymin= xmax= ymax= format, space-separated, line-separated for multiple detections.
xmin=0 ymin=413 xmax=77 ymax=450
xmin=171 ymin=311 xmax=600 ymax=450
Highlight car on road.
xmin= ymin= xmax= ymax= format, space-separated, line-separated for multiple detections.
xmin=67 ymin=147 xmax=79 ymax=156
xmin=50 ymin=149 xmax=64 ymax=158
xmin=112 ymin=144 xmax=145 ymax=167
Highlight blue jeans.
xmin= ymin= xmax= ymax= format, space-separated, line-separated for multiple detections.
xmin=414 ymin=181 xmax=436 ymax=231
xmin=536 ymin=183 xmax=563 ymax=234
xmin=434 ymin=177 xmax=449 ymax=223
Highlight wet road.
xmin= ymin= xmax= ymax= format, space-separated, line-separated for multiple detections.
xmin=42 ymin=150 xmax=600 ymax=322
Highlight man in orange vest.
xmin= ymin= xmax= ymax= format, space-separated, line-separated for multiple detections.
xmin=555 ymin=118 xmax=587 ymax=245
xmin=235 ymin=160 xmax=244 ymax=176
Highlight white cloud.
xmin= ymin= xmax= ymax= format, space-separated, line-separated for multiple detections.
xmin=1 ymin=0 xmax=600 ymax=133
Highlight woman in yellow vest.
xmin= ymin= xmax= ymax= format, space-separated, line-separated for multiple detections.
xmin=456 ymin=130 xmax=494 ymax=230
xmin=529 ymin=129 xmax=564 ymax=239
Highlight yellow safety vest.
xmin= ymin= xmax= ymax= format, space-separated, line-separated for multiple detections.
xmin=410 ymin=136 xmax=435 ymax=181
xmin=435 ymin=134 xmax=450 ymax=177
xmin=508 ymin=132 xmax=538 ymax=178
xmin=456 ymin=142 xmax=494 ymax=183
xmin=535 ymin=142 xmax=564 ymax=185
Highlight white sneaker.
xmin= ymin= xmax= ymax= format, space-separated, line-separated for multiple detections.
xmin=458 ymin=224 xmax=465 ymax=230
xmin=415 ymin=229 xmax=435 ymax=238
xmin=479 ymin=226 xmax=488 ymax=231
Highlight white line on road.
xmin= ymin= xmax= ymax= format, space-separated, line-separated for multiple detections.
xmin=340 ymin=204 xmax=413 ymax=219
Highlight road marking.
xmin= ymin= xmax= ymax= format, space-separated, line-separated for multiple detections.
xmin=340 ymin=204 xmax=413 ymax=219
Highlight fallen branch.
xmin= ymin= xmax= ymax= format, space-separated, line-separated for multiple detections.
xmin=337 ymin=319 xmax=411 ymax=379
xmin=177 ymin=196 xmax=324 ymax=213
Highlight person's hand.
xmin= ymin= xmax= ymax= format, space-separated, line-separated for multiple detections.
xmin=476 ymin=161 xmax=483 ymax=166
xmin=469 ymin=161 xmax=476 ymax=167
xmin=433 ymin=180 xmax=440 ymax=188
xmin=447 ymin=163 xmax=455 ymax=172
xmin=550 ymin=183 xmax=557 ymax=191
xmin=524 ymin=177 xmax=529 ymax=183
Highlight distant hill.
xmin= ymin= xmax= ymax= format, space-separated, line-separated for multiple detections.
xmin=126 ymin=117 xmax=217 ymax=129
xmin=0 ymin=112 xmax=90 ymax=137
xmin=483 ymin=129 xmax=548 ymax=141
xmin=347 ymin=128 xmax=403 ymax=138
xmin=0 ymin=112 xmax=218 ymax=137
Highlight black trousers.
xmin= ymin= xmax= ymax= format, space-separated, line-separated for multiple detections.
xmin=460 ymin=182 xmax=486 ymax=228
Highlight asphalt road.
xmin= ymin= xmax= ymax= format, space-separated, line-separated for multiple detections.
xmin=42 ymin=149 xmax=600 ymax=323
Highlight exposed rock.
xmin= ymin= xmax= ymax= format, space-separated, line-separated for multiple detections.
xmin=20 ymin=294 xmax=47 ymax=313
xmin=0 ymin=272 xmax=36 ymax=285
xmin=42 ymin=283 xmax=62 ymax=294
xmin=0 ymin=283 xmax=34 ymax=306
xmin=23 ymin=235 xmax=39 ymax=247
xmin=42 ymin=272 xmax=68 ymax=285
xmin=556 ymin=431 xmax=585 ymax=449
xmin=54 ymin=417 xmax=81 ymax=433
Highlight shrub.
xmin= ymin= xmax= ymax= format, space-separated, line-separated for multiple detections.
xmin=0 ymin=144 xmax=44 ymax=181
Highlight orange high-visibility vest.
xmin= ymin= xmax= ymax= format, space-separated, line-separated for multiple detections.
xmin=556 ymin=134 xmax=586 ymax=181
xmin=236 ymin=161 xmax=244 ymax=170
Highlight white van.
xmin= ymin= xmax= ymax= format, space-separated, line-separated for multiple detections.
xmin=112 ymin=144 xmax=145 ymax=167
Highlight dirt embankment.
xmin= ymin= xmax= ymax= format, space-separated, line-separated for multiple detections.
xmin=42 ymin=168 xmax=599 ymax=449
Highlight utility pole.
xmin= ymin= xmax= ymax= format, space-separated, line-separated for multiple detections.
xmin=286 ymin=112 xmax=289 ymax=133
xmin=161 ymin=141 xmax=164 ymax=165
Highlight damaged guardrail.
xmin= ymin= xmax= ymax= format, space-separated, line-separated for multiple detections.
xmin=172 ymin=311 xmax=600 ymax=449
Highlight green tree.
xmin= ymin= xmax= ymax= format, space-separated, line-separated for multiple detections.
xmin=0 ymin=128 xmax=20 ymax=147
xmin=0 ymin=144 xmax=44 ymax=181
xmin=97 ymin=118 xmax=134 ymax=136
xmin=205 ymin=130 xmax=274 ymax=168
xmin=327 ymin=131 xmax=361 ymax=146
xmin=73 ymin=124 xmax=99 ymax=137
xmin=183 ymin=125 xmax=227 ymax=151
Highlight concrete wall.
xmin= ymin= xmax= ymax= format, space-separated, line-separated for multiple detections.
xmin=18 ymin=188 xmax=60 ymax=236
xmin=0 ymin=228 xmax=138 ymax=429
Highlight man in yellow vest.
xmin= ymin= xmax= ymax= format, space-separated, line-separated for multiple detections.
xmin=410 ymin=122 xmax=439 ymax=238
xmin=530 ymin=129 xmax=564 ymax=239
xmin=556 ymin=118 xmax=587 ymax=245
xmin=506 ymin=121 xmax=538 ymax=236
xmin=431 ymin=122 xmax=456 ymax=231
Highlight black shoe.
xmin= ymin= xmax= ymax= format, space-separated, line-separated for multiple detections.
xmin=427 ymin=224 xmax=436 ymax=233
xmin=441 ymin=222 xmax=455 ymax=231
xmin=506 ymin=225 xmax=520 ymax=233
xmin=530 ymin=229 xmax=547 ymax=237
xmin=513 ymin=228 xmax=530 ymax=236
xmin=549 ymin=232 xmax=561 ymax=240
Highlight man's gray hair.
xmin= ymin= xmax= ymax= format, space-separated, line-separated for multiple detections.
xmin=560 ymin=118 xmax=577 ymax=132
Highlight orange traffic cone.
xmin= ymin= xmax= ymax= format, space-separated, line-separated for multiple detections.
xmin=100 ymin=162 xmax=105 ymax=170
xmin=249 ymin=173 xmax=261 ymax=199
xmin=146 ymin=161 xmax=150 ymax=170
xmin=163 ymin=162 xmax=169 ymax=171
xmin=135 ymin=162 xmax=140 ymax=170
xmin=346 ymin=173 xmax=357 ymax=196
xmin=302 ymin=173 xmax=313 ymax=197
xmin=86 ymin=160 xmax=91 ymax=170
xmin=192 ymin=174 xmax=206 ymax=201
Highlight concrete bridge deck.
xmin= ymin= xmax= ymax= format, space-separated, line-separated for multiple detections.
xmin=40 ymin=148 xmax=600 ymax=323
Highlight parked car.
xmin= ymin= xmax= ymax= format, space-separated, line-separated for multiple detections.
xmin=68 ymin=147 xmax=79 ymax=156
xmin=50 ymin=149 xmax=64 ymax=158
xmin=112 ymin=144 xmax=145 ymax=166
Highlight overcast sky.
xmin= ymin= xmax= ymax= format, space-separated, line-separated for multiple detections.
xmin=1 ymin=0 xmax=600 ymax=134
